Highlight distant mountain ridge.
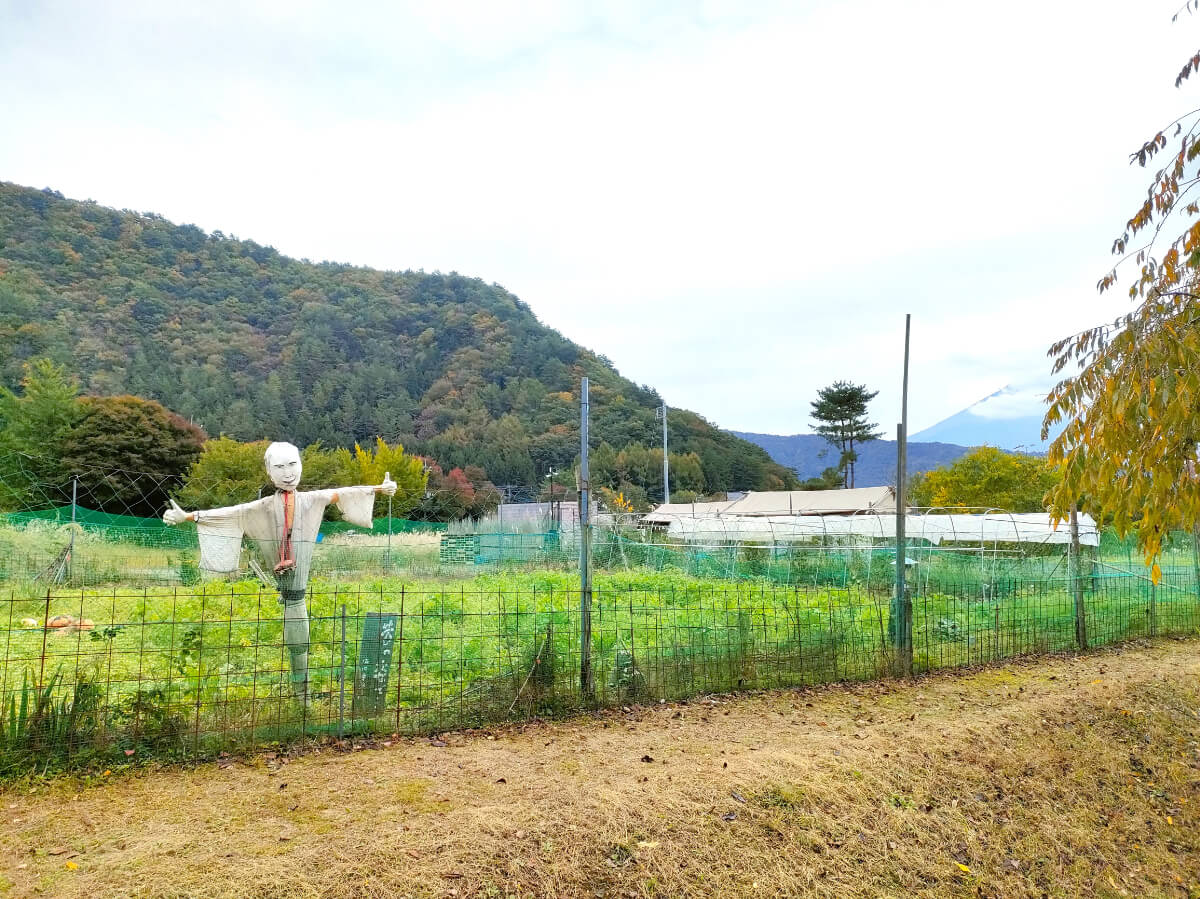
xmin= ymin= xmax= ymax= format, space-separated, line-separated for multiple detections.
xmin=731 ymin=432 xmax=973 ymax=487
xmin=910 ymin=382 xmax=1060 ymax=451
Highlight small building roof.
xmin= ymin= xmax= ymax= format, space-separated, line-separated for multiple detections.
xmin=724 ymin=487 xmax=896 ymax=516
xmin=641 ymin=500 xmax=736 ymax=525
xmin=642 ymin=486 xmax=896 ymax=524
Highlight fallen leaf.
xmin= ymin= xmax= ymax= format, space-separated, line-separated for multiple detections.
xmin=956 ymin=863 xmax=971 ymax=874
xmin=48 ymin=848 xmax=69 ymax=856
xmin=721 ymin=812 xmax=737 ymax=822
xmin=65 ymin=861 xmax=78 ymax=871
xmin=636 ymin=840 xmax=660 ymax=849
xmin=496 ymin=777 xmax=507 ymax=784
xmin=730 ymin=791 xmax=746 ymax=803
xmin=405 ymin=849 xmax=420 ymax=859
xmin=443 ymin=872 xmax=463 ymax=879
xmin=515 ymin=830 xmax=526 ymax=839
xmin=124 ymin=749 xmax=135 ymax=757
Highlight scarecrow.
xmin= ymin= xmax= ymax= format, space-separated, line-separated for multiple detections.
xmin=163 ymin=441 xmax=396 ymax=696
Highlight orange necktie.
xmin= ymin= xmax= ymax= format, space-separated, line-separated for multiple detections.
xmin=274 ymin=490 xmax=296 ymax=574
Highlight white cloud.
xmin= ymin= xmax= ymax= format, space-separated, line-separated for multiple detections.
xmin=0 ymin=0 xmax=1193 ymax=435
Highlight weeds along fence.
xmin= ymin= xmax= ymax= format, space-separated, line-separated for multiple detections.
xmin=3 ymin=564 xmax=1199 ymax=773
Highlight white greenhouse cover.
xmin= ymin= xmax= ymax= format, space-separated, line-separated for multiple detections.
xmin=642 ymin=487 xmax=895 ymax=524
xmin=663 ymin=512 xmax=1099 ymax=547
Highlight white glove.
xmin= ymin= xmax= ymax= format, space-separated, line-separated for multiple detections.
xmin=163 ymin=499 xmax=192 ymax=526
xmin=380 ymin=471 xmax=397 ymax=497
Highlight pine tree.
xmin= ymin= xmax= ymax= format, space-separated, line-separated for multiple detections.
xmin=810 ymin=381 xmax=882 ymax=489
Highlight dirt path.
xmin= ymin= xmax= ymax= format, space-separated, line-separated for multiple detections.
xmin=2 ymin=639 xmax=1199 ymax=898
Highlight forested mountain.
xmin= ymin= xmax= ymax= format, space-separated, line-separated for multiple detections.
xmin=0 ymin=183 xmax=795 ymax=494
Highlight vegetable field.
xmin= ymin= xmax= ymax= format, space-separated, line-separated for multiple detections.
xmin=3 ymin=559 xmax=1196 ymax=773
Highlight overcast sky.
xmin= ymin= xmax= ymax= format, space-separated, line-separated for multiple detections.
xmin=2 ymin=0 xmax=1195 ymax=435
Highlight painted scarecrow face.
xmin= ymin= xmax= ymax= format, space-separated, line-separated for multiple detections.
xmin=264 ymin=442 xmax=303 ymax=491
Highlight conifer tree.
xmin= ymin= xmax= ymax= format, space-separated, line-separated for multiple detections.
xmin=810 ymin=381 xmax=882 ymax=489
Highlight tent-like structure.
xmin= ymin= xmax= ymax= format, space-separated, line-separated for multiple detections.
xmin=641 ymin=487 xmax=895 ymax=526
xmin=664 ymin=511 xmax=1100 ymax=548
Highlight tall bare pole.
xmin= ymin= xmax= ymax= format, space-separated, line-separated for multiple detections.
xmin=579 ymin=378 xmax=594 ymax=698
xmin=893 ymin=314 xmax=912 ymax=675
xmin=659 ymin=403 xmax=670 ymax=504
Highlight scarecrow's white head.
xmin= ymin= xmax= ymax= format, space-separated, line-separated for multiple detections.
xmin=264 ymin=442 xmax=303 ymax=491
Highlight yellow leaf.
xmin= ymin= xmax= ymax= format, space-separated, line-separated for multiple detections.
xmin=1167 ymin=815 xmax=1174 ymax=825
xmin=956 ymin=863 xmax=971 ymax=874
xmin=636 ymin=840 xmax=660 ymax=849
xmin=102 ymin=769 xmax=111 ymax=776
xmin=1090 ymin=679 xmax=1103 ymax=684
xmin=65 ymin=861 xmax=78 ymax=870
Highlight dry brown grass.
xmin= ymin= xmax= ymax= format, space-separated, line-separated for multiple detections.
xmin=1 ymin=638 xmax=1199 ymax=898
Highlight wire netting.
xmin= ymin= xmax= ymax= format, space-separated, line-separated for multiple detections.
xmin=2 ymin=450 xmax=1199 ymax=773
xmin=2 ymin=565 xmax=1195 ymax=774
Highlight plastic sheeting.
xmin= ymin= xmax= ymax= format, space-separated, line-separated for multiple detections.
xmin=664 ymin=511 xmax=1099 ymax=547
xmin=642 ymin=487 xmax=896 ymax=524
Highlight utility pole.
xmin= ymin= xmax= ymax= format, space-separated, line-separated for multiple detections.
xmin=656 ymin=403 xmax=670 ymax=504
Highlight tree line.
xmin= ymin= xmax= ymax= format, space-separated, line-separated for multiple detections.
xmin=0 ymin=359 xmax=507 ymax=521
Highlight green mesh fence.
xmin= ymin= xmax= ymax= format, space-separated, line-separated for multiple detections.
xmin=3 ymin=505 xmax=1198 ymax=593
xmin=2 ymin=506 xmax=196 ymax=547
xmin=320 ymin=517 xmax=447 ymax=537
xmin=2 ymin=494 xmax=1199 ymax=772
xmin=0 ymin=506 xmax=446 ymax=587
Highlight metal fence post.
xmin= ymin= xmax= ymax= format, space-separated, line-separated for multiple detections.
xmin=892 ymin=314 xmax=913 ymax=676
xmin=68 ymin=476 xmax=77 ymax=584
xmin=338 ymin=603 xmax=347 ymax=740
xmin=386 ymin=495 xmax=393 ymax=572
xmin=580 ymin=377 xmax=594 ymax=699
xmin=1149 ymin=558 xmax=1158 ymax=637
xmin=1070 ymin=505 xmax=1087 ymax=650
